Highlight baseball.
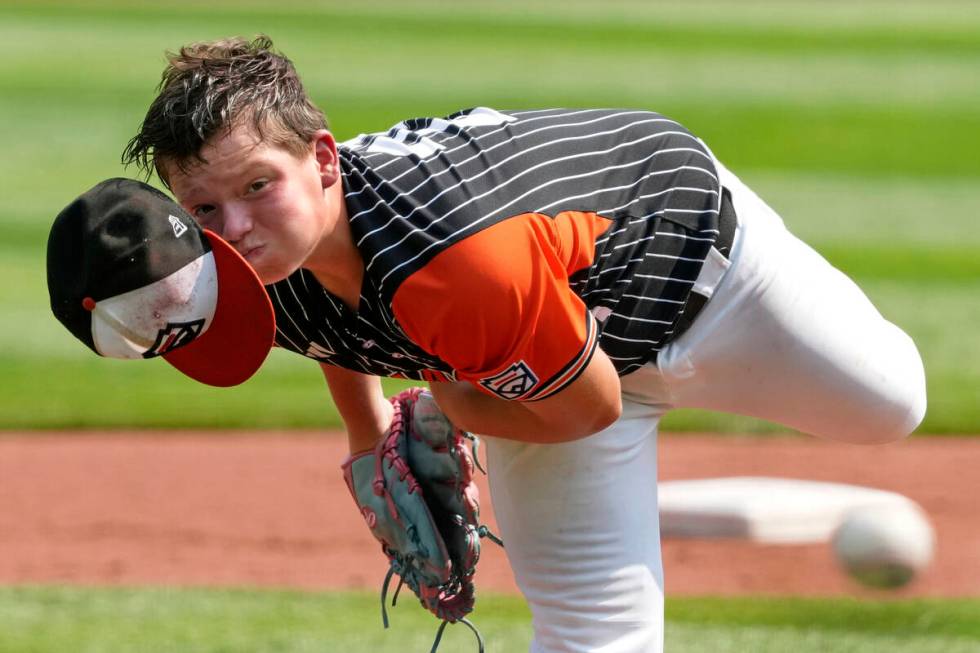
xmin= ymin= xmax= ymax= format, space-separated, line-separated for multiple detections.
xmin=832 ymin=501 xmax=935 ymax=589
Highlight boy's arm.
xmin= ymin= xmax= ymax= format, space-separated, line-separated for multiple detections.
xmin=429 ymin=347 xmax=622 ymax=444
xmin=322 ymin=345 xmax=621 ymax=449
xmin=320 ymin=364 xmax=393 ymax=454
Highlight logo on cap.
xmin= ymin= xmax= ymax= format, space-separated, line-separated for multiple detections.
xmin=142 ymin=319 xmax=206 ymax=358
xmin=168 ymin=214 xmax=188 ymax=238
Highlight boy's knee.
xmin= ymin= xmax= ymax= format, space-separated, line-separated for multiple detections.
xmin=873 ymin=384 xmax=926 ymax=444
xmin=862 ymin=335 xmax=927 ymax=444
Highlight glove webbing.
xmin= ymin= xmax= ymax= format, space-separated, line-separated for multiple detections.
xmin=380 ymin=556 xmax=490 ymax=653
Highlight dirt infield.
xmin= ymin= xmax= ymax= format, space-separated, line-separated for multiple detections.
xmin=0 ymin=433 xmax=977 ymax=597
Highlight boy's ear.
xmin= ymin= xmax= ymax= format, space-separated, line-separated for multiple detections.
xmin=312 ymin=130 xmax=340 ymax=187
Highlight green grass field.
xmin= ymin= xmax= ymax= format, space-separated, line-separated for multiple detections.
xmin=2 ymin=587 xmax=979 ymax=653
xmin=2 ymin=0 xmax=978 ymax=432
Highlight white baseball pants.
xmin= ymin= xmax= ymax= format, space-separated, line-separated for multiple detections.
xmin=485 ymin=161 xmax=927 ymax=653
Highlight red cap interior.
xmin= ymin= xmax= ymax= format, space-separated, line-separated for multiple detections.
xmin=162 ymin=230 xmax=276 ymax=387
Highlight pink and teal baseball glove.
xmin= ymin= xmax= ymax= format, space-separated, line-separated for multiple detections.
xmin=342 ymin=387 xmax=501 ymax=652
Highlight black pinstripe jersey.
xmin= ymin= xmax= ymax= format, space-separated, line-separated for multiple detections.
xmin=267 ymin=107 xmax=722 ymax=386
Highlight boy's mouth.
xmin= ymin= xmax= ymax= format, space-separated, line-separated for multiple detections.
xmin=241 ymin=245 xmax=264 ymax=262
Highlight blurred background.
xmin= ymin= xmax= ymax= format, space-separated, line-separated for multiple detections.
xmin=2 ymin=0 xmax=977 ymax=433
xmin=2 ymin=3 xmax=978 ymax=652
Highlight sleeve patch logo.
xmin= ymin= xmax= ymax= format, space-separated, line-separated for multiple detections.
xmin=142 ymin=320 xmax=205 ymax=358
xmin=479 ymin=360 xmax=539 ymax=400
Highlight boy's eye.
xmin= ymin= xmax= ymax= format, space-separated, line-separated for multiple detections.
xmin=194 ymin=205 xmax=216 ymax=220
xmin=248 ymin=179 xmax=268 ymax=193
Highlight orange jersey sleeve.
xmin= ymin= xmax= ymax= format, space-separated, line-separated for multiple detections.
xmin=391 ymin=211 xmax=612 ymax=400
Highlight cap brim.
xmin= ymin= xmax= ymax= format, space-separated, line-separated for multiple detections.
xmin=162 ymin=230 xmax=275 ymax=387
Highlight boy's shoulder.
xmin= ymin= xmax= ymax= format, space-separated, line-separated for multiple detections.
xmin=338 ymin=106 xmax=682 ymax=160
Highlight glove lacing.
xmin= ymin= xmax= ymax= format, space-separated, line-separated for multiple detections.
xmin=380 ymin=556 xmax=491 ymax=653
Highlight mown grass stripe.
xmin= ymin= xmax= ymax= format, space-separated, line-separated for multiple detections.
xmin=814 ymin=246 xmax=980 ymax=283
xmin=3 ymin=97 xmax=980 ymax=180
xmin=3 ymin=3 xmax=980 ymax=57
xmin=672 ymin=103 xmax=980 ymax=179
xmin=666 ymin=596 xmax=980 ymax=638
xmin=1 ymin=587 xmax=978 ymax=653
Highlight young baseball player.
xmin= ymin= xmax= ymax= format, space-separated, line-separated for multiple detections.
xmin=115 ymin=37 xmax=925 ymax=652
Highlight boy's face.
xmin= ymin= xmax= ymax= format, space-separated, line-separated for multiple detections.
xmin=166 ymin=122 xmax=342 ymax=285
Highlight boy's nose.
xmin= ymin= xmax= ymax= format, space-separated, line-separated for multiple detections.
xmin=221 ymin=204 xmax=253 ymax=243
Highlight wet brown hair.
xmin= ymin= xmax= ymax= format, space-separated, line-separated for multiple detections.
xmin=122 ymin=35 xmax=327 ymax=186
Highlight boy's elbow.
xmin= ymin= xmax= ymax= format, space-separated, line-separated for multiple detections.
xmin=591 ymin=393 xmax=623 ymax=434
xmin=550 ymin=392 xmax=622 ymax=443
xmin=531 ymin=349 xmax=623 ymax=443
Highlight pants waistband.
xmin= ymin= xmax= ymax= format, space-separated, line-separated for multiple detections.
xmin=670 ymin=187 xmax=738 ymax=341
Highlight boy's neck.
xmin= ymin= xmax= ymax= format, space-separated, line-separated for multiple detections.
xmin=305 ymin=184 xmax=364 ymax=312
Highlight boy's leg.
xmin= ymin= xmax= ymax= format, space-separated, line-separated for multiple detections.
xmin=485 ymin=398 xmax=668 ymax=653
xmin=640 ymin=161 xmax=926 ymax=442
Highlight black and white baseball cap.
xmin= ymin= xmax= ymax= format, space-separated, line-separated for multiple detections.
xmin=47 ymin=178 xmax=276 ymax=387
